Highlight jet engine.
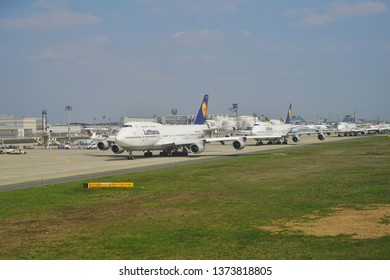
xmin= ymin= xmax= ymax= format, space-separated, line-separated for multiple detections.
xmin=97 ymin=140 xmax=111 ymax=151
xmin=190 ymin=142 xmax=205 ymax=154
xmin=232 ymin=138 xmax=245 ymax=150
xmin=292 ymin=135 xmax=300 ymax=142
xmin=111 ymin=144 xmax=125 ymax=154
xmin=317 ymin=134 xmax=325 ymax=141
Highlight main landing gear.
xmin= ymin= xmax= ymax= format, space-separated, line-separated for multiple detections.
xmin=127 ymin=150 xmax=153 ymax=160
xmin=255 ymin=138 xmax=288 ymax=146
xmin=126 ymin=149 xmax=189 ymax=160
xmin=159 ymin=150 xmax=189 ymax=157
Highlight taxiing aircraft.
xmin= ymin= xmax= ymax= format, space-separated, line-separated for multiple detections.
xmin=365 ymin=124 xmax=390 ymax=134
xmin=234 ymin=104 xmax=293 ymax=145
xmin=84 ymin=128 xmax=115 ymax=143
xmin=336 ymin=122 xmax=366 ymax=136
xmin=286 ymin=104 xmax=327 ymax=142
xmin=84 ymin=129 xmax=105 ymax=140
xmin=111 ymin=94 xmax=246 ymax=159
xmin=244 ymin=104 xmax=325 ymax=145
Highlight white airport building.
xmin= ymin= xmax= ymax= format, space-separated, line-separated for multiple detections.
xmin=0 ymin=115 xmax=37 ymax=138
xmin=0 ymin=115 xmax=85 ymax=139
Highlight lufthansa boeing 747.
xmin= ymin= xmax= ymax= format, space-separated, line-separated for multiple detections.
xmin=106 ymin=95 xmax=246 ymax=159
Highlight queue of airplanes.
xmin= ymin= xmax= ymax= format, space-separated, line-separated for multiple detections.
xmin=233 ymin=103 xmax=326 ymax=146
xmin=85 ymin=94 xmax=389 ymax=160
xmin=335 ymin=122 xmax=390 ymax=136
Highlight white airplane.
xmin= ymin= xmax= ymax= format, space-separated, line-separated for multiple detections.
xmin=84 ymin=128 xmax=115 ymax=143
xmin=336 ymin=122 xmax=366 ymax=136
xmin=233 ymin=104 xmax=293 ymax=145
xmin=244 ymin=104 xmax=325 ymax=145
xmin=113 ymin=94 xmax=246 ymax=159
xmin=365 ymin=123 xmax=390 ymax=134
xmin=84 ymin=129 xmax=102 ymax=139
xmin=248 ymin=121 xmax=291 ymax=145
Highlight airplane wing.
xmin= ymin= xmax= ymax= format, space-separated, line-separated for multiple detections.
xmin=204 ymin=136 xmax=243 ymax=143
xmin=156 ymin=139 xmax=206 ymax=148
xmin=84 ymin=129 xmax=116 ymax=143
xmin=167 ymin=135 xmax=247 ymax=150
xmin=156 ymin=139 xmax=176 ymax=146
xmin=159 ymin=136 xmax=247 ymax=146
xmin=105 ymin=135 xmax=116 ymax=143
xmin=242 ymin=135 xmax=283 ymax=140
xmin=288 ymin=128 xmax=322 ymax=136
xmin=288 ymin=128 xmax=327 ymax=141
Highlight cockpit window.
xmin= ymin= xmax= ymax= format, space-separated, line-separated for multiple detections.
xmin=123 ymin=124 xmax=132 ymax=127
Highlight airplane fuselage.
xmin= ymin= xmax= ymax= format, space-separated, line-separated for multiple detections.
xmin=251 ymin=122 xmax=292 ymax=137
xmin=337 ymin=122 xmax=357 ymax=132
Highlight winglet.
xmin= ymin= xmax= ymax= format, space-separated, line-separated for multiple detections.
xmin=193 ymin=94 xmax=209 ymax=125
xmin=285 ymin=103 xmax=292 ymax=125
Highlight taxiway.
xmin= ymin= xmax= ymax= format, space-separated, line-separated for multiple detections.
xmin=0 ymin=135 xmax=357 ymax=192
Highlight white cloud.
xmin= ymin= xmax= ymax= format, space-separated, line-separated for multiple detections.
xmin=287 ymin=1 xmax=387 ymax=27
xmin=1 ymin=11 xmax=101 ymax=30
xmin=329 ymin=1 xmax=388 ymax=16
xmin=241 ymin=29 xmax=252 ymax=38
xmin=171 ymin=31 xmax=186 ymax=39
xmin=199 ymin=53 xmax=217 ymax=63
xmin=88 ymin=36 xmax=110 ymax=43
xmin=285 ymin=7 xmax=315 ymax=17
xmin=296 ymin=13 xmax=335 ymax=27
xmin=171 ymin=29 xmax=223 ymax=47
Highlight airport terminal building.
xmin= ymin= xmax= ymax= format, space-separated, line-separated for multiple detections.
xmin=0 ymin=115 xmax=37 ymax=138
xmin=0 ymin=115 xmax=89 ymax=140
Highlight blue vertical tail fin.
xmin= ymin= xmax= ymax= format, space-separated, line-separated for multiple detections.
xmin=285 ymin=103 xmax=292 ymax=124
xmin=193 ymin=94 xmax=209 ymax=125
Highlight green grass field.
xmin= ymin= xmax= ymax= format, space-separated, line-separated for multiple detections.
xmin=1 ymin=136 xmax=389 ymax=259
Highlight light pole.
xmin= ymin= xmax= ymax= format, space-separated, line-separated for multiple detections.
xmin=171 ymin=109 xmax=178 ymax=124
xmin=230 ymin=103 xmax=239 ymax=130
xmin=65 ymin=105 xmax=72 ymax=144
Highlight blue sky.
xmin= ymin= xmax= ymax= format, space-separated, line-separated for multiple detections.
xmin=1 ymin=0 xmax=389 ymax=123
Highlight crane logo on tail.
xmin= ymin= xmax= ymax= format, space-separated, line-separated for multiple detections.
xmin=202 ymin=102 xmax=207 ymax=118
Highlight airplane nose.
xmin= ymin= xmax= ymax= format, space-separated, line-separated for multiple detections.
xmin=115 ymin=131 xmax=126 ymax=147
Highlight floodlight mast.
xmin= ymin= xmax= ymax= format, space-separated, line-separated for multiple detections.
xmin=42 ymin=110 xmax=48 ymax=148
xmin=65 ymin=105 xmax=72 ymax=144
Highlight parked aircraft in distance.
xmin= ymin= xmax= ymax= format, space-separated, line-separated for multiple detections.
xmin=365 ymin=123 xmax=390 ymax=134
xmin=233 ymin=104 xmax=292 ymax=145
xmin=84 ymin=129 xmax=108 ymax=140
xmin=84 ymin=128 xmax=115 ymax=144
xmin=336 ymin=122 xmax=366 ymax=136
xmin=243 ymin=104 xmax=325 ymax=145
xmin=110 ymin=94 xmax=246 ymax=159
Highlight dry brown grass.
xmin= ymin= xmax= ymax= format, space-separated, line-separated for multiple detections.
xmin=260 ymin=204 xmax=390 ymax=239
